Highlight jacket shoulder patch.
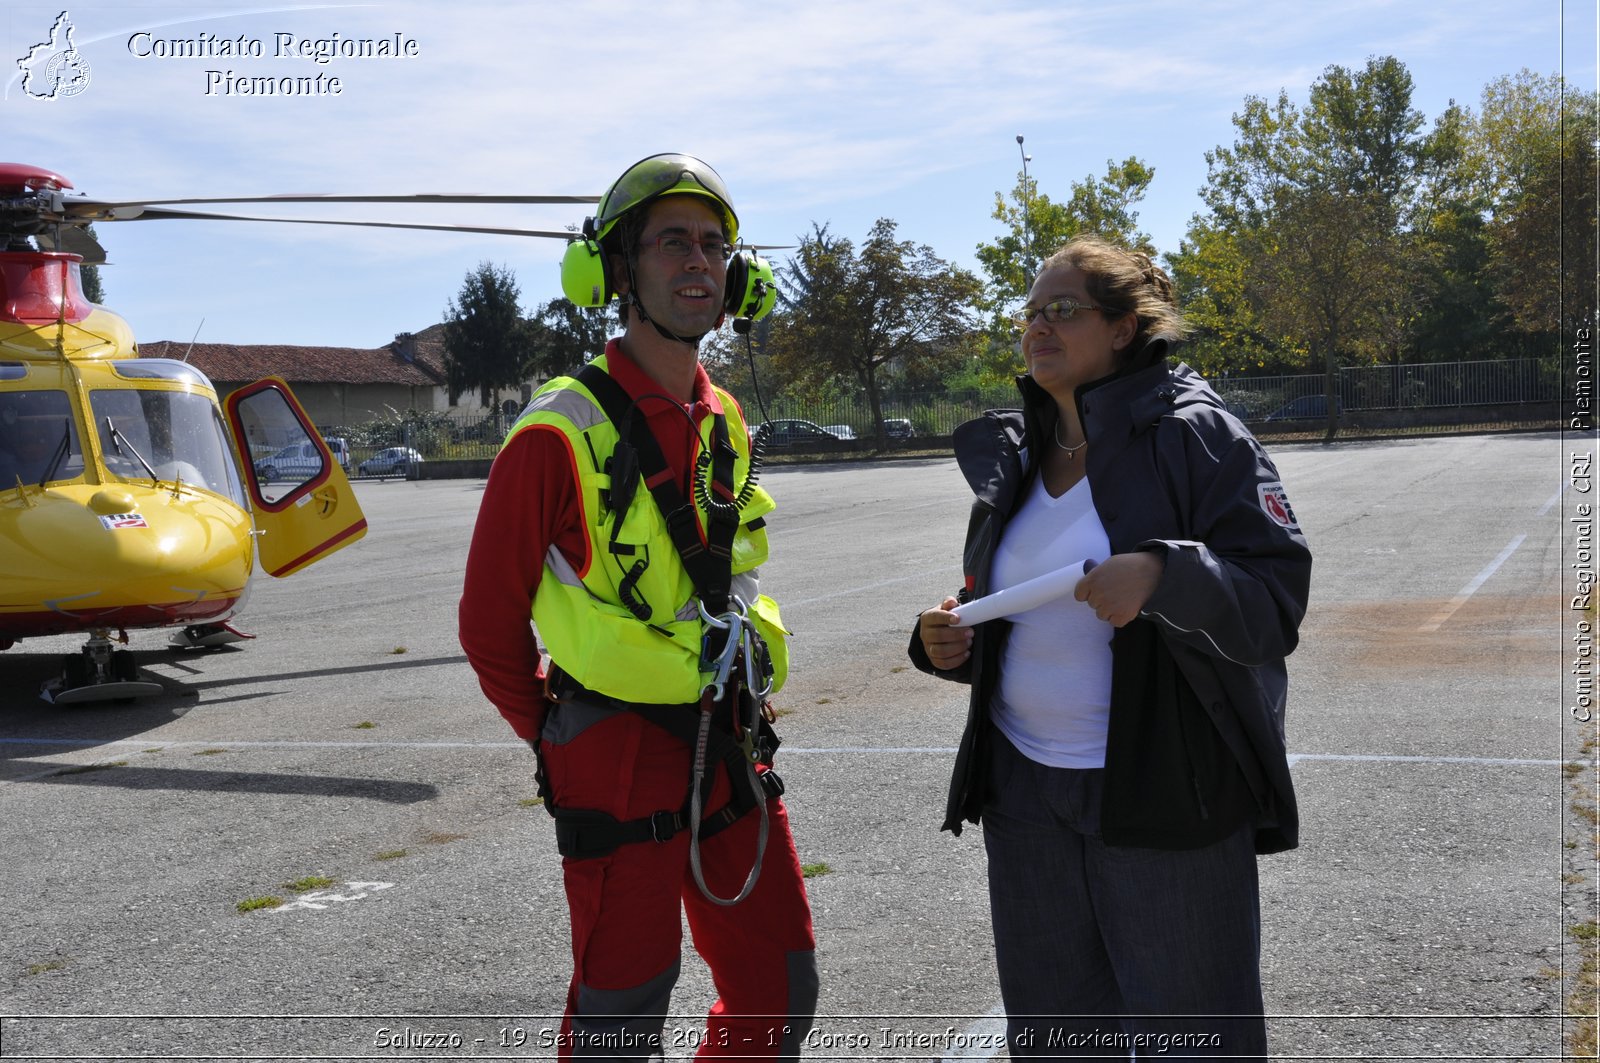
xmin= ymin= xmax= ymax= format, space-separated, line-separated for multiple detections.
xmin=1257 ymin=481 xmax=1300 ymax=530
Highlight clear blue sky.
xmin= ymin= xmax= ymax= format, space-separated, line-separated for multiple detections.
xmin=3 ymin=0 xmax=1590 ymax=349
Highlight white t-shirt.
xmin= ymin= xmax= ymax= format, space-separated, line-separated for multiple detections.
xmin=990 ymin=473 xmax=1114 ymax=768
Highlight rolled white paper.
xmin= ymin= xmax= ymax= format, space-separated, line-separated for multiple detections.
xmin=949 ymin=558 xmax=1095 ymax=628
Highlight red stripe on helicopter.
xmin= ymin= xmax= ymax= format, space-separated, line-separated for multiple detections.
xmin=264 ymin=517 xmax=369 ymax=578
xmin=0 ymin=596 xmax=241 ymax=640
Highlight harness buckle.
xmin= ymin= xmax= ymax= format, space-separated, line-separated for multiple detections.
xmin=649 ymin=809 xmax=682 ymax=843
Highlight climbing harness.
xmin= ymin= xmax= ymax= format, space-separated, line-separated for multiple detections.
xmin=541 ymin=364 xmax=783 ymax=905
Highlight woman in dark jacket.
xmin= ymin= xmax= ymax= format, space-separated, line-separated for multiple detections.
xmin=912 ymin=236 xmax=1311 ymax=1059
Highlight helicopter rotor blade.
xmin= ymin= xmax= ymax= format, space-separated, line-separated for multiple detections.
xmin=104 ymin=205 xmax=580 ymax=241
xmin=59 ymin=191 xmax=600 ymax=220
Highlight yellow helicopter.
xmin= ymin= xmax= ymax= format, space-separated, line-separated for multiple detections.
xmin=0 ymin=162 xmax=600 ymax=704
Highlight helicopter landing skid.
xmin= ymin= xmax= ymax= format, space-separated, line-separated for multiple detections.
xmin=168 ymin=621 xmax=253 ymax=651
xmin=40 ymin=630 xmax=163 ymax=704
xmin=43 ymin=677 xmax=164 ymax=705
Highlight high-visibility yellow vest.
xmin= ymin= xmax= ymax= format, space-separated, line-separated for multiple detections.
xmin=515 ymin=355 xmax=787 ymax=705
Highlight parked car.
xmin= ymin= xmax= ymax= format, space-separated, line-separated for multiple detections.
xmin=755 ymin=419 xmax=842 ymax=448
xmin=821 ymin=424 xmax=857 ymax=440
xmin=253 ymin=441 xmax=326 ymax=483
xmin=1264 ymin=395 xmax=1339 ymax=422
xmin=359 ymin=447 xmax=423 ymax=477
xmin=322 ymin=436 xmax=351 ymax=472
xmin=880 ymin=418 xmax=914 ymax=440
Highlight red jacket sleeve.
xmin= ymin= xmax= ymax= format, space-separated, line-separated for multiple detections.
xmin=458 ymin=424 xmax=585 ymax=741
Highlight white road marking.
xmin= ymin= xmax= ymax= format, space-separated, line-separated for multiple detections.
xmin=784 ymin=569 xmax=950 ymax=609
xmin=0 ymin=735 xmax=1580 ymax=769
xmin=1537 ymin=482 xmax=1567 ymax=516
xmin=1417 ymin=534 xmax=1526 ymax=632
xmin=274 ymin=881 xmax=394 ymax=912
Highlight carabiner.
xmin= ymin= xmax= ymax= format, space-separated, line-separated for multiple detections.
xmin=700 ymin=599 xmax=746 ymax=703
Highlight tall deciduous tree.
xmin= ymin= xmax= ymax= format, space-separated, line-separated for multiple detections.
xmin=1470 ymin=70 xmax=1599 ymax=340
xmin=1178 ymin=56 xmax=1428 ymax=438
xmin=526 ymin=298 xmax=611 ymax=380
xmin=769 ymin=220 xmax=982 ymax=446
xmin=976 ymin=157 xmax=1155 ymax=319
xmin=442 ymin=262 xmax=530 ymax=409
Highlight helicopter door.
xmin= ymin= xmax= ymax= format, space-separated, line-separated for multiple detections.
xmin=223 ymin=378 xmax=367 ymax=577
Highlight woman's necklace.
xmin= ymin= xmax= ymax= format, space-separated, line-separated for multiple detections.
xmin=1052 ymin=418 xmax=1087 ymax=459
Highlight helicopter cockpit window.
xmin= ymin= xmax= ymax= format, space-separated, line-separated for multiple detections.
xmin=88 ymin=388 xmax=244 ymax=504
xmin=230 ymin=387 xmax=325 ymax=505
xmin=0 ymin=363 xmax=26 ymax=381
xmin=0 ymin=390 xmax=83 ymax=488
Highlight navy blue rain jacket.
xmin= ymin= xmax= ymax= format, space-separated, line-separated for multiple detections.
xmin=909 ymin=344 xmax=1312 ymax=853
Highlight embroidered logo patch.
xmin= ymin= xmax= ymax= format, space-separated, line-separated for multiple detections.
xmin=1257 ymin=482 xmax=1299 ymax=530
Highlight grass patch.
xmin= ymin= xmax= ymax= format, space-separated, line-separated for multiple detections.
xmin=353 ymin=721 xmax=376 ymax=729
xmin=236 ymin=896 xmax=282 ymax=913
xmin=519 ymin=797 xmax=545 ymax=808
xmin=375 ymin=850 xmax=408 ymax=861
xmin=815 ymin=697 xmax=832 ymax=705
xmin=285 ymin=876 xmax=337 ymax=893
xmin=801 ymin=862 xmax=832 ymax=878
xmin=193 ymin=748 xmax=227 ymax=757
xmin=390 ymin=646 xmax=407 ymax=655
xmin=25 ymin=959 xmax=67 ymax=976
xmin=423 ymin=831 xmax=467 ymax=845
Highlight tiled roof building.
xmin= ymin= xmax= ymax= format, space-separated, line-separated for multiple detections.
xmin=140 ymin=324 xmax=455 ymax=427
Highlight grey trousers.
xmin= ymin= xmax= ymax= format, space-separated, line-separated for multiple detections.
xmin=982 ymin=728 xmax=1270 ymax=1060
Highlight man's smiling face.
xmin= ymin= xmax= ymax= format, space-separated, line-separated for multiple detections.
xmin=619 ymin=195 xmax=729 ymax=341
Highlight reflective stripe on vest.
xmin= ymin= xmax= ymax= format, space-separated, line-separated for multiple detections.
xmin=519 ymin=356 xmax=788 ymax=704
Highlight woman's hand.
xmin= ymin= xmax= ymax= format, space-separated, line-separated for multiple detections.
xmin=918 ymin=596 xmax=973 ymax=670
xmin=1074 ymin=551 xmax=1165 ymax=627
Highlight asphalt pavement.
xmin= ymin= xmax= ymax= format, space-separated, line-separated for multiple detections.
xmin=0 ymin=431 xmax=1584 ymax=1060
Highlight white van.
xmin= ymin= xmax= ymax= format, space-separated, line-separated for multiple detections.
xmin=322 ymin=436 xmax=351 ymax=472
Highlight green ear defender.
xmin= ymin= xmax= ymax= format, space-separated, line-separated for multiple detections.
xmin=725 ymin=249 xmax=777 ymax=322
xmin=560 ymin=222 xmax=610 ymax=308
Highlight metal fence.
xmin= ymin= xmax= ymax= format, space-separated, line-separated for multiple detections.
xmin=1211 ymin=357 xmax=1561 ymax=419
xmin=322 ymin=356 xmax=1562 ymax=469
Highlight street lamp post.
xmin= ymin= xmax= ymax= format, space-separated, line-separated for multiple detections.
xmin=1017 ymin=134 xmax=1034 ymax=286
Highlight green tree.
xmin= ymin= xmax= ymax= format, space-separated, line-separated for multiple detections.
xmin=769 ymin=219 xmax=983 ymax=447
xmin=1182 ymin=56 xmax=1429 ymax=438
xmin=79 ymin=223 xmax=104 ymax=304
xmin=1404 ymin=100 xmax=1508 ymax=363
xmin=976 ymin=157 xmax=1155 ymax=319
xmin=1471 ymin=70 xmax=1599 ymax=339
xmin=442 ymin=262 xmax=530 ymax=409
xmin=526 ymin=298 xmax=611 ymax=380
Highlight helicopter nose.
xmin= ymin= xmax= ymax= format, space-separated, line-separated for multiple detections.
xmin=2 ymin=483 xmax=253 ymax=622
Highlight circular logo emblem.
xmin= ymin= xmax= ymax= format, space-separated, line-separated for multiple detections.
xmin=43 ymin=50 xmax=91 ymax=98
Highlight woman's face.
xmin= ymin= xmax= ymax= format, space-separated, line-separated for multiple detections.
xmin=1019 ymin=265 xmax=1133 ymax=400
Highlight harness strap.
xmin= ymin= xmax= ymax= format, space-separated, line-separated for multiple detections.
xmin=575 ymin=363 xmax=740 ymax=615
xmin=540 ymin=667 xmax=783 ymax=861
